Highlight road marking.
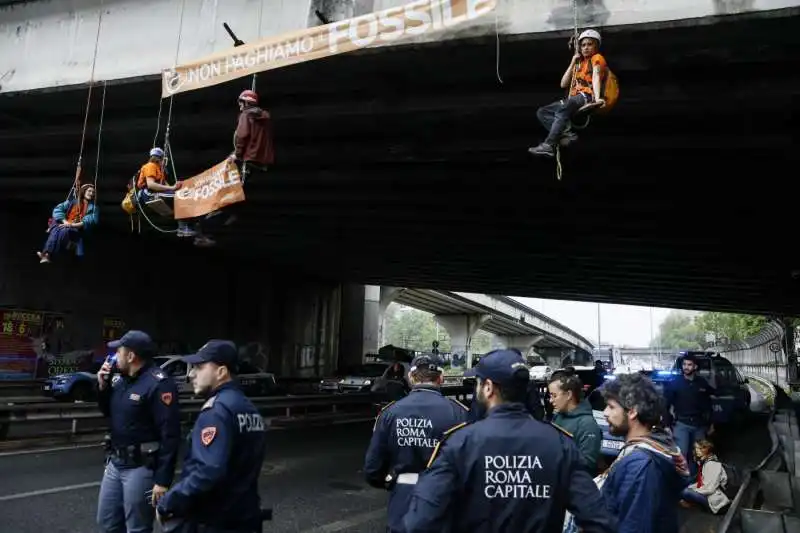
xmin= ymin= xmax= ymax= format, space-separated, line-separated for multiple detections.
xmin=0 ymin=443 xmax=102 ymax=458
xmin=298 ymin=509 xmax=384 ymax=533
xmin=0 ymin=481 xmax=102 ymax=502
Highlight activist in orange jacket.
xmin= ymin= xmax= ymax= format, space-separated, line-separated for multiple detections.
xmin=231 ymin=90 xmax=274 ymax=169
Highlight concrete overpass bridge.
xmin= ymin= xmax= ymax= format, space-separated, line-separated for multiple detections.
xmin=0 ymin=0 xmax=799 ymax=379
xmin=367 ymin=286 xmax=593 ymax=365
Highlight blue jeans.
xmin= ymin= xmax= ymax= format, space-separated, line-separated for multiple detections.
xmin=673 ymin=421 xmax=707 ymax=478
xmin=42 ymin=225 xmax=79 ymax=255
xmin=536 ymin=93 xmax=590 ymax=145
xmin=681 ymin=487 xmax=709 ymax=509
xmin=96 ymin=461 xmax=155 ymax=533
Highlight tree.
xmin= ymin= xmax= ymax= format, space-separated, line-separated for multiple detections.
xmin=383 ymin=304 xmax=494 ymax=354
xmin=694 ymin=312 xmax=767 ymax=344
xmin=651 ymin=311 xmax=703 ymax=350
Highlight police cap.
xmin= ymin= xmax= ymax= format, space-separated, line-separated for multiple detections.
xmin=464 ymin=349 xmax=529 ymax=385
xmin=183 ymin=340 xmax=238 ymax=372
xmin=107 ymin=330 xmax=156 ymax=356
xmin=411 ymin=355 xmax=444 ymax=373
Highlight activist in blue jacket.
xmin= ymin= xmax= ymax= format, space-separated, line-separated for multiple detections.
xmin=37 ymin=183 xmax=98 ymax=263
xmin=600 ymin=373 xmax=691 ymax=533
xmin=403 ymin=350 xmax=616 ymax=533
xmin=364 ymin=355 xmax=469 ymax=533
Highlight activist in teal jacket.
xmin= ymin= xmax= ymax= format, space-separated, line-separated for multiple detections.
xmin=549 ymin=371 xmax=603 ymax=473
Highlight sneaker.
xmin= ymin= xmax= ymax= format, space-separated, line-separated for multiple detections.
xmin=528 ymin=143 xmax=555 ymax=157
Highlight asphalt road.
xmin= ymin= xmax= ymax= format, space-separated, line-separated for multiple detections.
xmin=0 ymin=413 xmax=773 ymax=533
xmin=0 ymin=420 xmax=388 ymax=533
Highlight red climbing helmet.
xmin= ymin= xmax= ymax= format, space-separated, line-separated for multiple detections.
xmin=238 ymin=90 xmax=258 ymax=104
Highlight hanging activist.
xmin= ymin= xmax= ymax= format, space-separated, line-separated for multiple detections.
xmin=37 ymin=184 xmax=99 ymax=264
xmin=204 ymin=89 xmax=274 ymax=227
xmin=528 ymin=29 xmax=616 ymax=158
xmin=229 ymin=88 xmax=274 ymax=178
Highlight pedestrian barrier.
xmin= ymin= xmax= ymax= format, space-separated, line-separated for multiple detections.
xmin=0 ymin=386 xmax=473 ymax=441
xmin=717 ymin=382 xmax=800 ymax=533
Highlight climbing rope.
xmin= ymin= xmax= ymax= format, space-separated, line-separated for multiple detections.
xmin=93 ymin=80 xmax=107 ymax=190
xmin=555 ymin=0 xmax=581 ymax=181
xmin=70 ymin=0 xmax=105 ymax=200
xmin=251 ymin=0 xmax=265 ymax=91
xmin=494 ymin=0 xmax=503 ymax=84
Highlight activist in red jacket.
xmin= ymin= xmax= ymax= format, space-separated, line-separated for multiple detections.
xmin=232 ymin=90 xmax=274 ymax=167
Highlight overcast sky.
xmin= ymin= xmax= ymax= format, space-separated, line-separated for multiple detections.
xmin=510 ymin=297 xmax=695 ymax=347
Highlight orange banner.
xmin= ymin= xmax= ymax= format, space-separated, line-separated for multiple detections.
xmin=161 ymin=0 xmax=496 ymax=97
xmin=174 ymin=160 xmax=246 ymax=219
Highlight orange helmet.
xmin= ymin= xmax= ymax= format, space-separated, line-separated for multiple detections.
xmin=238 ymin=90 xmax=258 ymax=104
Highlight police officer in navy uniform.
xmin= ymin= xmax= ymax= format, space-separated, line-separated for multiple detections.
xmin=96 ymin=330 xmax=182 ymax=533
xmin=403 ymin=349 xmax=616 ymax=533
xmin=157 ymin=340 xmax=268 ymax=533
xmin=364 ymin=354 xmax=469 ymax=533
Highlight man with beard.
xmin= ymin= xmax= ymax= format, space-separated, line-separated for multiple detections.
xmin=157 ymin=340 xmax=268 ymax=533
xmin=663 ymin=353 xmax=715 ymax=477
xmin=600 ymin=373 xmax=691 ymax=533
xmin=403 ymin=349 xmax=615 ymax=533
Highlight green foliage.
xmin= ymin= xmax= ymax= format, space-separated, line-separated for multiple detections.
xmin=694 ymin=312 xmax=767 ymax=343
xmin=651 ymin=311 xmax=703 ymax=350
xmin=652 ymin=310 xmax=772 ymax=349
xmin=383 ymin=304 xmax=493 ymax=354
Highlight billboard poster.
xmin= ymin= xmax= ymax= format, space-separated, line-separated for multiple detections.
xmin=0 ymin=309 xmax=45 ymax=380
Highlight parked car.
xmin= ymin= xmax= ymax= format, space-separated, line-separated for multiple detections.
xmin=42 ymin=356 xmax=104 ymax=402
xmin=154 ymin=355 xmax=280 ymax=397
xmin=528 ymin=362 xmax=553 ymax=382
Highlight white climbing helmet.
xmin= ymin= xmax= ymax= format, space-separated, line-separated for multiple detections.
xmin=578 ymin=29 xmax=602 ymax=45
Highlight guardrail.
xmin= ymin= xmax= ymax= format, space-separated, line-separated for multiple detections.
xmin=717 ymin=380 xmax=798 ymax=533
xmin=0 ymin=386 xmax=473 ymax=441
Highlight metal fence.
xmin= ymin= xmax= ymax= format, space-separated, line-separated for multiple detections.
xmin=716 ymin=322 xmax=789 ymax=390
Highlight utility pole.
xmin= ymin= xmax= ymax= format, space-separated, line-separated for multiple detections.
xmin=597 ymin=303 xmax=602 ymax=347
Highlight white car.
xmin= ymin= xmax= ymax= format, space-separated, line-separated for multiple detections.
xmin=528 ymin=363 xmax=552 ymax=382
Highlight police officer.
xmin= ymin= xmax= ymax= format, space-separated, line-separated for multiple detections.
xmin=96 ymin=330 xmax=182 ymax=533
xmin=364 ymin=354 xmax=469 ymax=533
xmin=156 ymin=340 xmax=268 ymax=533
xmin=467 ymin=351 xmax=545 ymax=422
xmin=664 ymin=352 xmax=716 ymax=477
xmin=403 ymin=349 xmax=616 ymax=533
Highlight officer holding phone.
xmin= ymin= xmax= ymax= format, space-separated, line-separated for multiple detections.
xmin=96 ymin=330 xmax=182 ymax=533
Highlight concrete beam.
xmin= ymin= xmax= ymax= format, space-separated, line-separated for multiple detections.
xmin=494 ymin=334 xmax=544 ymax=359
xmin=434 ymin=313 xmax=491 ymax=369
xmin=2 ymin=0 xmax=795 ymax=93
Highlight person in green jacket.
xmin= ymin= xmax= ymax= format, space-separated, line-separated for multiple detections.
xmin=548 ymin=369 xmax=602 ymax=474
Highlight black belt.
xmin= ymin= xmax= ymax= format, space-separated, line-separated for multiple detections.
xmin=106 ymin=441 xmax=160 ymax=467
xmin=677 ymin=416 xmax=707 ymax=426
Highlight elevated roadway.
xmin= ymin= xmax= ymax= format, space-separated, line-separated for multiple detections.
xmin=1 ymin=3 xmax=799 ymax=316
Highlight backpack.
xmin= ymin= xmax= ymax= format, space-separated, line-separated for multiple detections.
xmin=719 ymin=461 xmax=742 ymax=498
xmin=600 ymin=69 xmax=619 ymax=112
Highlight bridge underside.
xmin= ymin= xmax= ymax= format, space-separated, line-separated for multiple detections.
xmin=1 ymin=9 xmax=799 ymax=315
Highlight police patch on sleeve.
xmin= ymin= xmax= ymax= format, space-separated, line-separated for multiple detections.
xmin=160 ymin=392 xmax=173 ymax=406
xmin=201 ymin=427 xmax=217 ymax=446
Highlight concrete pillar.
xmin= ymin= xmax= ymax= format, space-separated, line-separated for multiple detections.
xmin=362 ymin=285 xmax=405 ymax=355
xmin=494 ymin=334 xmax=544 ymax=359
xmin=434 ymin=314 xmax=491 ymax=370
